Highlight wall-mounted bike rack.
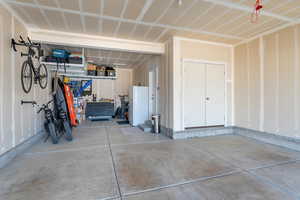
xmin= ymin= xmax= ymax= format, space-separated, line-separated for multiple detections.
xmin=21 ymin=100 xmax=36 ymax=105
xmin=11 ymin=36 xmax=48 ymax=94
xmin=11 ymin=36 xmax=43 ymax=58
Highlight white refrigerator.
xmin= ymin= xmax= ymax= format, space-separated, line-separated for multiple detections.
xmin=129 ymin=86 xmax=149 ymax=126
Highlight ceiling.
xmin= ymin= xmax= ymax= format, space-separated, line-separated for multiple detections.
xmin=43 ymin=44 xmax=153 ymax=68
xmin=85 ymin=48 xmax=153 ymax=68
xmin=4 ymin=0 xmax=300 ymax=45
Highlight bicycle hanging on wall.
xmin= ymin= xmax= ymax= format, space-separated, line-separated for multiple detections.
xmin=11 ymin=36 xmax=48 ymax=93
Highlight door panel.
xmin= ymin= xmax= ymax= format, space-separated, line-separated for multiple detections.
xmin=206 ymin=64 xmax=225 ymax=126
xmin=184 ymin=62 xmax=206 ymax=128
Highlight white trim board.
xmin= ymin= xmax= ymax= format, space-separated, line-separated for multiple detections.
xmin=0 ymin=14 xmax=4 ymax=154
xmin=174 ymin=36 xmax=234 ymax=48
xmin=11 ymin=16 xmax=16 ymax=148
xmin=234 ymin=22 xmax=299 ymax=47
xmin=28 ymin=29 xmax=165 ymax=54
xmin=259 ymin=36 xmax=265 ymax=132
xmin=294 ymin=27 xmax=300 ymax=131
xmin=231 ymin=46 xmax=235 ymax=126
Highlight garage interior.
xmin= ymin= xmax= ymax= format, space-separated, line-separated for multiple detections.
xmin=0 ymin=0 xmax=300 ymax=199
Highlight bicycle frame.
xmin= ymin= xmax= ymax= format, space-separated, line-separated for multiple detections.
xmin=23 ymin=47 xmax=40 ymax=84
xmin=12 ymin=36 xmax=48 ymax=93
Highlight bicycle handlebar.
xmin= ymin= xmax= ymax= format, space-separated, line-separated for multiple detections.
xmin=13 ymin=36 xmax=41 ymax=49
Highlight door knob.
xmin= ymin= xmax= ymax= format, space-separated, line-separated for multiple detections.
xmin=206 ymin=97 xmax=210 ymax=101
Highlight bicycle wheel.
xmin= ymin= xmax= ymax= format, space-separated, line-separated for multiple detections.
xmin=47 ymin=122 xmax=59 ymax=144
xmin=21 ymin=61 xmax=33 ymax=93
xmin=38 ymin=63 xmax=48 ymax=89
xmin=63 ymin=120 xmax=73 ymax=141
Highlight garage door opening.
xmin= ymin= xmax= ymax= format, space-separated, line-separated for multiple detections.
xmin=39 ymin=43 xmax=160 ymax=133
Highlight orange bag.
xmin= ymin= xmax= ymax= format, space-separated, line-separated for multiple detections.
xmin=64 ymin=84 xmax=78 ymax=126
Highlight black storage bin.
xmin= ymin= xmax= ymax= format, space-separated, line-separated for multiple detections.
xmin=86 ymin=102 xmax=114 ymax=120
xmin=87 ymin=70 xmax=96 ymax=76
xmin=105 ymin=67 xmax=116 ymax=77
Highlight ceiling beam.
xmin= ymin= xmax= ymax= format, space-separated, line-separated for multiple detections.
xmin=32 ymin=0 xmax=53 ymax=29
xmin=152 ymin=0 xmax=199 ymax=42
xmin=28 ymin=29 xmax=165 ymax=54
xmin=154 ymin=28 xmax=169 ymax=42
xmin=187 ymin=3 xmax=215 ymax=27
xmin=235 ymin=0 xmax=296 ymax=37
xmin=221 ymin=0 xmax=294 ymax=39
xmin=200 ymin=0 xmax=246 ymax=30
xmin=129 ymin=0 xmax=155 ymax=38
xmin=116 ymin=51 xmax=124 ymax=64
xmin=113 ymin=0 xmax=128 ymax=37
xmin=53 ymin=0 xmax=70 ymax=31
xmin=6 ymin=0 xmax=244 ymax=40
xmin=135 ymin=55 xmax=153 ymax=69
xmin=98 ymin=0 xmax=104 ymax=34
xmin=199 ymin=0 xmax=295 ymax=22
xmin=245 ymin=21 xmax=285 ymax=38
xmin=106 ymin=50 xmax=113 ymax=64
xmin=136 ymin=0 xmax=155 ymax=21
xmin=234 ymin=21 xmax=296 ymax=46
xmin=78 ymin=0 xmax=86 ymax=32
xmin=212 ymin=12 xmax=247 ymax=32
xmin=143 ymin=0 xmax=175 ymax=40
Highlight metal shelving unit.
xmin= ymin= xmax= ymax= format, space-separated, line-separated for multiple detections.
xmin=41 ymin=62 xmax=85 ymax=68
xmin=42 ymin=45 xmax=86 ymax=73
xmin=57 ymin=73 xmax=117 ymax=80
xmin=42 ymin=45 xmax=117 ymax=80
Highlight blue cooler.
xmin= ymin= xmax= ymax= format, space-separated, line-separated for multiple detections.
xmin=52 ymin=49 xmax=70 ymax=59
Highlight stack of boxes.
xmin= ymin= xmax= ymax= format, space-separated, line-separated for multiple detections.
xmin=87 ymin=63 xmax=116 ymax=77
xmin=87 ymin=63 xmax=97 ymax=76
xmin=105 ymin=67 xmax=116 ymax=77
xmin=69 ymin=52 xmax=83 ymax=64
xmin=97 ymin=66 xmax=106 ymax=76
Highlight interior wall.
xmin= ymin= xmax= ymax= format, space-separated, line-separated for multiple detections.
xmin=132 ymin=58 xmax=152 ymax=87
xmin=0 ymin=5 xmax=50 ymax=156
xmin=234 ymin=25 xmax=300 ymax=139
xmin=92 ymin=68 xmax=132 ymax=100
xmin=173 ymin=37 xmax=233 ymax=132
xmin=160 ymin=39 xmax=173 ymax=130
xmin=132 ymin=53 xmax=173 ymax=130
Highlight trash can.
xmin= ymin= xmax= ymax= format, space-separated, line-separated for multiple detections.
xmin=152 ymin=114 xmax=160 ymax=134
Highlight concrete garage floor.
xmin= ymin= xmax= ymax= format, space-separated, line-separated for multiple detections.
xmin=1 ymin=122 xmax=300 ymax=200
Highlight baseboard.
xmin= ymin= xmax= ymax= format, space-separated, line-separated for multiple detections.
xmin=234 ymin=127 xmax=300 ymax=152
xmin=160 ymin=126 xmax=174 ymax=138
xmin=0 ymin=131 xmax=45 ymax=169
xmin=160 ymin=125 xmax=234 ymax=140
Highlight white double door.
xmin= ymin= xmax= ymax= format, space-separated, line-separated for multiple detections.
xmin=184 ymin=61 xmax=225 ymax=128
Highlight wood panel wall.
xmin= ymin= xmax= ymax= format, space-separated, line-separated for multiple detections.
xmin=234 ymin=26 xmax=300 ymax=139
xmin=0 ymin=5 xmax=50 ymax=156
